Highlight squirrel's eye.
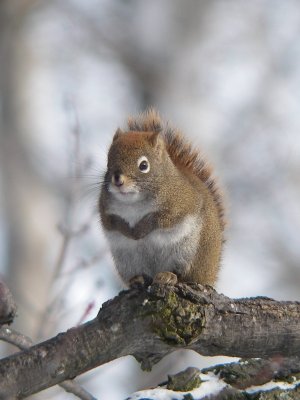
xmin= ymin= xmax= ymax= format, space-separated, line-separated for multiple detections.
xmin=137 ymin=156 xmax=150 ymax=173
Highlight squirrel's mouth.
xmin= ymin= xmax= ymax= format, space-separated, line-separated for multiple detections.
xmin=109 ymin=183 xmax=140 ymax=199
xmin=118 ymin=189 xmax=136 ymax=196
xmin=112 ymin=191 xmax=141 ymax=204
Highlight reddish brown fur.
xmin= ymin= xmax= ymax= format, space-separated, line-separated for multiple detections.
xmin=100 ymin=108 xmax=226 ymax=286
xmin=127 ymin=108 xmax=226 ymax=233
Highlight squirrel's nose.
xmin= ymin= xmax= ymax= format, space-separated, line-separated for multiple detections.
xmin=112 ymin=172 xmax=124 ymax=187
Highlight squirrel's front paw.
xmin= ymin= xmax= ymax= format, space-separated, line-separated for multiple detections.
xmin=129 ymin=274 xmax=153 ymax=288
xmin=153 ymin=271 xmax=178 ymax=285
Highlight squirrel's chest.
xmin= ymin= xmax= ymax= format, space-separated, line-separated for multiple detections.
xmin=107 ymin=200 xmax=155 ymax=227
xmin=105 ymin=214 xmax=201 ymax=282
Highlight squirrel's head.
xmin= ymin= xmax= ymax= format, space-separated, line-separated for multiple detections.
xmin=105 ymin=129 xmax=169 ymax=203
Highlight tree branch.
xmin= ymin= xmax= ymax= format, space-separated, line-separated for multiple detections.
xmin=0 ymin=326 xmax=97 ymax=400
xmin=204 ymin=356 xmax=300 ymax=390
xmin=1 ymin=283 xmax=300 ymax=398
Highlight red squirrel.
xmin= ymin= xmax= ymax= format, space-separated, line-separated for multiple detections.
xmin=99 ymin=109 xmax=225 ymax=286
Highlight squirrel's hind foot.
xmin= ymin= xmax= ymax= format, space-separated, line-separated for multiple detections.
xmin=153 ymin=271 xmax=178 ymax=285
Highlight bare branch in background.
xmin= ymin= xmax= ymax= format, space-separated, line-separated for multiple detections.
xmin=36 ymin=101 xmax=102 ymax=339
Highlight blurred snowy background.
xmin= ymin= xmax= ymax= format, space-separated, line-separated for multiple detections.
xmin=1 ymin=0 xmax=300 ymax=399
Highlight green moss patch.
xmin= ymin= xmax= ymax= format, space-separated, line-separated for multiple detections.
xmin=141 ymin=288 xmax=204 ymax=345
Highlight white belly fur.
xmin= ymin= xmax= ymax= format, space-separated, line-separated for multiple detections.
xmin=105 ymin=214 xmax=201 ymax=283
xmin=107 ymin=198 xmax=155 ymax=227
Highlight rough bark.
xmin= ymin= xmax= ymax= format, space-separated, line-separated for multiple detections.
xmin=204 ymin=356 xmax=300 ymax=390
xmin=1 ymin=283 xmax=300 ymax=399
xmin=0 ymin=281 xmax=17 ymax=325
xmin=0 ymin=326 xmax=97 ymax=400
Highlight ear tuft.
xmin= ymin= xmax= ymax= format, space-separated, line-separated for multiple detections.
xmin=128 ymin=108 xmax=163 ymax=132
xmin=113 ymin=128 xmax=123 ymax=142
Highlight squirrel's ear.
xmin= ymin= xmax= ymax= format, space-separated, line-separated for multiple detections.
xmin=113 ymin=128 xmax=124 ymax=142
xmin=149 ymin=132 xmax=165 ymax=150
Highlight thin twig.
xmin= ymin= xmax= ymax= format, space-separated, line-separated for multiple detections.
xmin=36 ymin=102 xmax=93 ymax=339
xmin=36 ymin=231 xmax=71 ymax=338
xmin=61 ymin=252 xmax=104 ymax=276
xmin=61 ymin=380 xmax=97 ymax=400
xmin=0 ymin=326 xmax=33 ymax=350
